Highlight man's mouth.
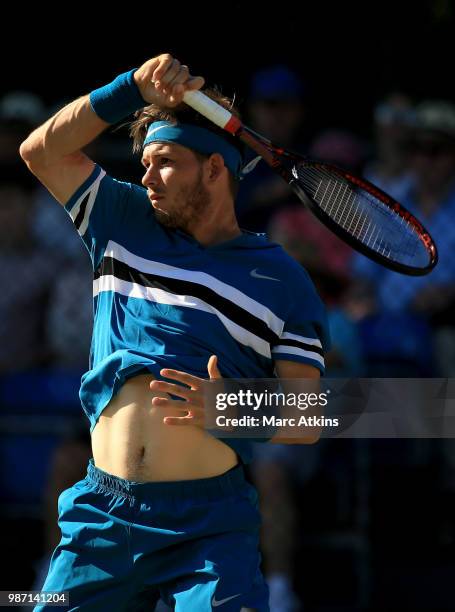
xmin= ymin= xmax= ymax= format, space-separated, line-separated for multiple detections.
xmin=149 ymin=193 xmax=164 ymax=201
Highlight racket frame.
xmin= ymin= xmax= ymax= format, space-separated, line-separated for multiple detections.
xmin=183 ymin=90 xmax=437 ymax=276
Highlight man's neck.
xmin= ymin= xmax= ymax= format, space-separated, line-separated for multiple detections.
xmin=186 ymin=194 xmax=241 ymax=246
xmin=190 ymin=221 xmax=242 ymax=247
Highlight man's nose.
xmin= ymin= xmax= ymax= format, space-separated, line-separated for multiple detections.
xmin=141 ymin=165 xmax=159 ymax=188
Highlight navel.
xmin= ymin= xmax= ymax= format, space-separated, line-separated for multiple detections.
xmin=138 ymin=446 xmax=146 ymax=462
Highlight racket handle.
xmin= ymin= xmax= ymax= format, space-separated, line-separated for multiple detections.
xmin=183 ymin=90 xmax=241 ymax=134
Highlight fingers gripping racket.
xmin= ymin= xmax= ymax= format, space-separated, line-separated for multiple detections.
xmin=183 ymin=90 xmax=437 ymax=276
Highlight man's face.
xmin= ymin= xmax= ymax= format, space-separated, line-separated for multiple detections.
xmin=141 ymin=142 xmax=210 ymax=231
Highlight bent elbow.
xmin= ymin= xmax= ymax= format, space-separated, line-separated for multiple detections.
xmin=19 ymin=140 xmax=36 ymax=163
xmin=19 ymin=137 xmax=47 ymax=167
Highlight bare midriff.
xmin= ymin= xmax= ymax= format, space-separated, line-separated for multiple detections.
xmin=91 ymin=373 xmax=239 ymax=482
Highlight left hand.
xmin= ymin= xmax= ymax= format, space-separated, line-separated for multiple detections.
xmin=149 ymin=355 xmax=221 ymax=426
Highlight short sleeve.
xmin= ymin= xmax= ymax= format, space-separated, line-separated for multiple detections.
xmin=63 ymin=164 xmax=148 ymax=269
xmin=271 ymin=268 xmax=331 ymax=374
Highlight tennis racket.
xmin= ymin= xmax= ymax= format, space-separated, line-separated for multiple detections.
xmin=183 ymin=90 xmax=437 ymax=276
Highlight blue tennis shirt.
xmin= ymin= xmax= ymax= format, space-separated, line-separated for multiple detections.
xmin=64 ymin=164 xmax=330 ymax=462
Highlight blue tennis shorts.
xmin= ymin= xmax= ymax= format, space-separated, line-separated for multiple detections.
xmin=35 ymin=459 xmax=269 ymax=611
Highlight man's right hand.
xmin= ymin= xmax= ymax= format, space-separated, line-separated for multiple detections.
xmin=134 ymin=54 xmax=205 ymax=108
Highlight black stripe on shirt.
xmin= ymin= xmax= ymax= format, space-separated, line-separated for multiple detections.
xmin=95 ymin=256 xmax=281 ymax=347
xmin=273 ymin=338 xmax=324 ymax=357
xmin=73 ymin=193 xmax=90 ymax=231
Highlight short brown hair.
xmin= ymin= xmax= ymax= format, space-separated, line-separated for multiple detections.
xmin=129 ymin=88 xmax=244 ymax=198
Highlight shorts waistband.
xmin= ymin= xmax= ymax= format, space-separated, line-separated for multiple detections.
xmin=86 ymin=459 xmax=246 ymax=502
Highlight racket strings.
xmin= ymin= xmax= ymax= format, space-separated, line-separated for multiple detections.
xmin=295 ymin=164 xmax=428 ymax=266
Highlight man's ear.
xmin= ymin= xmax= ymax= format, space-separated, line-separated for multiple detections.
xmin=206 ymin=153 xmax=226 ymax=182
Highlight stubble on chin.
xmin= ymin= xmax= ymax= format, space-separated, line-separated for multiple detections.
xmin=154 ymin=169 xmax=210 ymax=232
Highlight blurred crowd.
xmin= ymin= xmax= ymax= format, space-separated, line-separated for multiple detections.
xmin=2 ymin=66 xmax=455 ymax=611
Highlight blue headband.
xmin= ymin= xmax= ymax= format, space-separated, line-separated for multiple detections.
xmin=143 ymin=121 xmax=243 ymax=179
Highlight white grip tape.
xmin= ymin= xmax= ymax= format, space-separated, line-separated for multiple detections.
xmin=183 ymin=90 xmax=233 ymax=129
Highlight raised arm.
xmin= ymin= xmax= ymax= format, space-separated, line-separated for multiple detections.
xmin=19 ymin=54 xmax=204 ymax=205
xmin=19 ymin=95 xmax=105 ymax=205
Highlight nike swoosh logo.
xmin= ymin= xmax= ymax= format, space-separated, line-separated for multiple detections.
xmin=250 ymin=268 xmax=280 ymax=282
xmin=212 ymin=593 xmax=242 ymax=607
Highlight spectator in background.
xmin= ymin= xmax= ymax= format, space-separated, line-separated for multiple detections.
xmin=364 ymin=92 xmax=416 ymax=202
xmin=0 ymin=93 xmax=58 ymax=371
xmin=0 ymin=170 xmax=58 ymax=371
xmin=267 ymin=129 xmax=368 ymax=377
xmin=251 ymin=443 xmax=321 ymax=612
xmin=237 ymin=65 xmax=308 ymax=232
xmin=251 ymin=130 xmax=367 ymax=611
xmin=352 ymin=100 xmax=455 ymax=376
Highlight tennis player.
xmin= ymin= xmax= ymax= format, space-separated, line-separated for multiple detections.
xmin=20 ymin=53 xmax=330 ymax=611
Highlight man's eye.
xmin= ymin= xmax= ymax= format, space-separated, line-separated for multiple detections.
xmin=142 ymin=158 xmax=172 ymax=169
